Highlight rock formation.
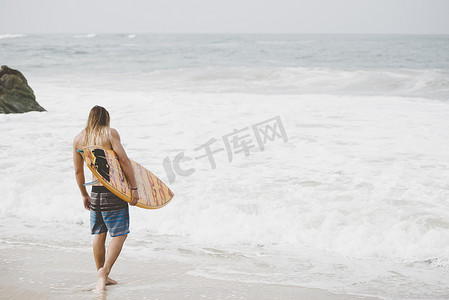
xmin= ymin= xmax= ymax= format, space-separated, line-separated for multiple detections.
xmin=0 ymin=65 xmax=46 ymax=114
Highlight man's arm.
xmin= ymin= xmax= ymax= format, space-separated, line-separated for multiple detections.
xmin=110 ymin=128 xmax=139 ymax=205
xmin=73 ymin=137 xmax=91 ymax=210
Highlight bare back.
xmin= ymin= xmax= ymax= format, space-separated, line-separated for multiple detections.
xmin=73 ymin=128 xmax=113 ymax=186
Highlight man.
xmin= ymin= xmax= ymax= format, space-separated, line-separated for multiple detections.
xmin=73 ymin=105 xmax=139 ymax=290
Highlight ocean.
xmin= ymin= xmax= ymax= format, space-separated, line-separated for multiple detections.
xmin=1 ymin=33 xmax=449 ymax=299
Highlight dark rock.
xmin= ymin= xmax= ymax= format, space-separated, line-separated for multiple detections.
xmin=0 ymin=65 xmax=46 ymax=114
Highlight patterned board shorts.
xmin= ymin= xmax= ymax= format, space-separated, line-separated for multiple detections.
xmin=90 ymin=186 xmax=130 ymax=237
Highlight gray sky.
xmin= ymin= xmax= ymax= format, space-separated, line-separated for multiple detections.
xmin=1 ymin=0 xmax=448 ymax=34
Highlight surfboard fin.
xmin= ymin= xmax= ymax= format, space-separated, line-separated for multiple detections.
xmin=83 ymin=180 xmax=99 ymax=186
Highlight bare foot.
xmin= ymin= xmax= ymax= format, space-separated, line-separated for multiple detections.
xmin=106 ymin=277 xmax=118 ymax=285
xmin=96 ymin=267 xmax=108 ymax=290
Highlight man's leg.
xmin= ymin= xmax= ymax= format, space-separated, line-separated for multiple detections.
xmin=93 ymin=232 xmax=119 ymax=286
xmin=93 ymin=232 xmax=107 ymax=270
xmin=97 ymin=234 xmax=127 ymax=290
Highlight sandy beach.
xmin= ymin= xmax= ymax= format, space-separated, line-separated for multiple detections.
xmin=0 ymin=242 xmax=380 ymax=300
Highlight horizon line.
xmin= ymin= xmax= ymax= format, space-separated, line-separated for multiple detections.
xmin=2 ymin=32 xmax=449 ymax=36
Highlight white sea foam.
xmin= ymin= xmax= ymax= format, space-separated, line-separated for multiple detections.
xmin=73 ymin=33 xmax=96 ymax=38
xmin=1 ymin=86 xmax=449 ymax=262
xmin=113 ymin=67 xmax=448 ymax=100
xmin=0 ymin=33 xmax=26 ymax=39
xmin=2 ymin=87 xmax=449 ymax=298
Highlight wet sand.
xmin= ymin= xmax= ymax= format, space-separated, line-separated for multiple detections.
xmin=0 ymin=243 xmax=380 ymax=300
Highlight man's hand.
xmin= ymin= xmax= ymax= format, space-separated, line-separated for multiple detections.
xmin=130 ymin=189 xmax=139 ymax=206
xmin=82 ymin=194 xmax=91 ymax=210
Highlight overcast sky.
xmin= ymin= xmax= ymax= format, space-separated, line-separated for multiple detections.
xmin=1 ymin=0 xmax=448 ymax=34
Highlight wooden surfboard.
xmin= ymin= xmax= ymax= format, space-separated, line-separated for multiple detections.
xmin=82 ymin=146 xmax=174 ymax=209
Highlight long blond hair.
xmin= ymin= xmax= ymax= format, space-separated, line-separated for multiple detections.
xmin=84 ymin=105 xmax=111 ymax=146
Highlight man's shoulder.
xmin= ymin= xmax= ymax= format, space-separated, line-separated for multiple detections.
xmin=73 ymin=130 xmax=85 ymax=146
xmin=110 ymin=128 xmax=120 ymax=138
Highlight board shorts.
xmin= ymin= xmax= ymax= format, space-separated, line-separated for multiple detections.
xmin=90 ymin=186 xmax=130 ymax=237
